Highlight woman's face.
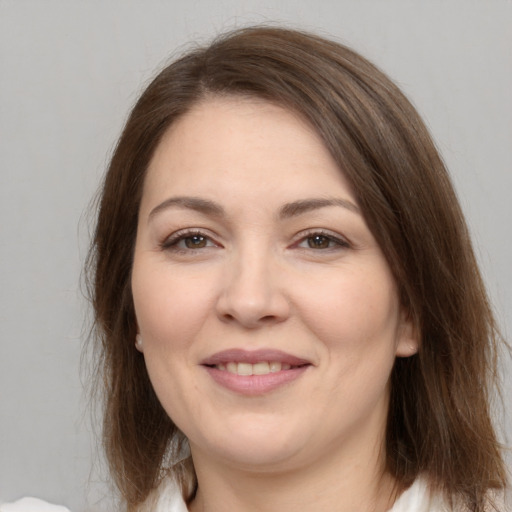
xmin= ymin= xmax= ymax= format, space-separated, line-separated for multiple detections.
xmin=132 ymin=96 xmax=417 ymax=472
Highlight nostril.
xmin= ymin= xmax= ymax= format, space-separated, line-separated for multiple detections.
xmin=215 ymin=287 xmax=290 ymax=327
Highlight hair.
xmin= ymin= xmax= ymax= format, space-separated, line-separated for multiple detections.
xmin=86 ymin=26 xmax=508 ymax=511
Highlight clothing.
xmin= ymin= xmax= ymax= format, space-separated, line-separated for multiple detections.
xmin=0 ymin=498 xmax=71 ymax=512
xmin=390 ymin=479 xmax=448 ymax=512
xmin=150 ymin=476 xmax=449 ymax=512
xmin=0 ymin=478 xmax=454 ymax=511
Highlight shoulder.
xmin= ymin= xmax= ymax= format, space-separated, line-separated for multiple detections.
xmin=391 ymin=478 xmax=511 ymax=512
xmin=138 ymin=475 xmax=188 ymax=512
xmin=148 ymin=475 xmax=446 ymax=512
xmin=390 ymin=478 xmax=449 ymax=512
xmin=0 ymin=498 xmax=71 ymax=512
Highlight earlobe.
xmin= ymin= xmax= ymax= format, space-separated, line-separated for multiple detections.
xmin=395 ymin=314 xmax=420 ymax=358
xmin=396 ymin=339 xmax=419 ymax=358
xmin=135 ymin=333 xmax=144 ymax=352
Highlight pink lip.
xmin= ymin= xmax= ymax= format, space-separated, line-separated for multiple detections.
xmin=201 ymin=349 xmax=310 ymax=366
xmin=201 ymin=349 xmax=311 ymax=396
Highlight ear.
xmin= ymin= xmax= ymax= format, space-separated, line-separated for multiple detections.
xmin=135 ymin=333 xmax=144 ymax=353
xmin=395 ymin=310 xmax=419 ymax=358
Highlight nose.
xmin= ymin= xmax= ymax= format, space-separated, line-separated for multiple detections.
xmin=215 ymin=247 xmax=290 ymax=329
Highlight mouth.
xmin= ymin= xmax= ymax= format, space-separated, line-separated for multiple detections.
xmin=208 ymin=361 xmax=306 ymax=375
xmin=201 ymin=349 xmax=312 ymax=395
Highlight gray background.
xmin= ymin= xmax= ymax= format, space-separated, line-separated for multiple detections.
xmin=1 ymin=1 xmax=510 ymax=510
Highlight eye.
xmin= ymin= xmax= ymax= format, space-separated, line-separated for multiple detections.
xmin=181 ymin=234 xmax=209 ymax=249
xmin=305 ymin=234 xmax=333 ymax=249
xmin=295 ymin=231 xmax=350 ymax=250
xmin=161 ymin=230 xmax=219 ymax=252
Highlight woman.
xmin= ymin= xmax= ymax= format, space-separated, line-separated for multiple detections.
xmin=87 ymin=26 xmax=509 ymax=512
xmin=82 ymin=26 xmax=510 ymax=511
xmin=9 ymin=26 xmax=501 ymax=512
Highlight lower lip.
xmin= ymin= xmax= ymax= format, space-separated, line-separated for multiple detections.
xmin=203 ymin=366 xmax=310 ymax=395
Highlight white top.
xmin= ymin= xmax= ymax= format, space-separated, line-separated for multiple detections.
xmin=4 ymin=475 xmax=508 ymax=510
xmin=0 ymin=478 xmax=449 ymax=511
xmin=0 ymin=499 xmax=71 ymax=512
xmin=150 ymin=476 xmax=448 ymax=512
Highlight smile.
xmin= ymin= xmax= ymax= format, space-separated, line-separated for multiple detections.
xmin=214 ymin=361 xmax=297 ymax=375
xmin=201 ymin=349 xmax=311 ymax=395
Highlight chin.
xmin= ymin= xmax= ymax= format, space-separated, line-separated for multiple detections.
xmin=199 ymin=443 xmax=304 ymax=472
xmin=188 ymin=415 xmax=310 ymax=470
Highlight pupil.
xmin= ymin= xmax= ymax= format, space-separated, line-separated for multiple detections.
xmin=308 ymin=235 xmax=329 ymax=249
xmin=185 ymin=236 xmax=206 ymax=248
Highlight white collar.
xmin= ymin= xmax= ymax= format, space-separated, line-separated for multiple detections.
xmin=153 ymin=475 xmax=447 ymax=512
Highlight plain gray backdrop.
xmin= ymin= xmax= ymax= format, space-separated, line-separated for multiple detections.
xmin=1 ymin=1 xmax=511 ymax=510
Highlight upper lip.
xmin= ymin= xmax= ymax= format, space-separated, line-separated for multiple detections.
xmin=201 ymin=349 xmax=311 ymax=366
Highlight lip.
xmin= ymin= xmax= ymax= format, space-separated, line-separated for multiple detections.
xmin=201 ymin=348 xmax=310 ymax=366
xmin=201 ymin=349 xmax=312 ymax=396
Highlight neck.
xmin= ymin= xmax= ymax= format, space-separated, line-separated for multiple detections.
xmin=187 ymin=438 xmax=398 ymax=512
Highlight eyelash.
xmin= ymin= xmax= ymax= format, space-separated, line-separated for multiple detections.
xmin=160 ymin=229 xmax=350 ymax=253
xmin=294 ymin=229 xmax=350 ymax=251
xmin=160 ymin=229 xmax=221 ymax=253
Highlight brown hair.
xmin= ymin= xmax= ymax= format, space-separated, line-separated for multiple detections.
xmin=87 ymin=26 xmax=508 ymax=510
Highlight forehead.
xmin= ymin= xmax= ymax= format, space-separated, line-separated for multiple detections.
xmin=152 ymin=95 xmax=327 ymax=165
xmin=142 ymin=96 xmax=355 ymax=209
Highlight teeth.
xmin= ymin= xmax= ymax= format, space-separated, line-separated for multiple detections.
xmin=216 ymin=361 xmax=294 ymax=375
xmin=269 ymin=362 xmax=281 ymax=373
xmin=253 ymin=362 xmax=270 ymax=375
xmin=237 ymin=362 xmax=253 ymax=376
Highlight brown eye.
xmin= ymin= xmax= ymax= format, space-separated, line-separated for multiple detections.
xmin=161 ymin=230 xmax=219 ymax=253
xmin=296 ymin=231 xmax=349 ymax=251
xmin=307 ymin=235 xmax=331 ymax=249
xmin=184 ymin=235 xmax=208 ymax=249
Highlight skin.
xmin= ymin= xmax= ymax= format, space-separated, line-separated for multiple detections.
xmin=131 ymin=96 xmax=418 ymax=512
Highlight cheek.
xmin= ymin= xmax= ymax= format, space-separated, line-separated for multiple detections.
xmin=298 ymin=268 xmax=401 ymax=352
xmin=131 ymin=265 xmax=211 ymax=422
xmin=132 ymin=264 xmax=215 ymax=350
xmin=297 ymin=270 xmax=401 ymax=432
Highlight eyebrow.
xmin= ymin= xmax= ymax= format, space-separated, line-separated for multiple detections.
xmin=278 ymin=197 xmax=360 ymax=218
xmin=148 ymin=196 xmax=225 ymax=221
xmin=147 ymin=195 xmax=360 ymax=221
